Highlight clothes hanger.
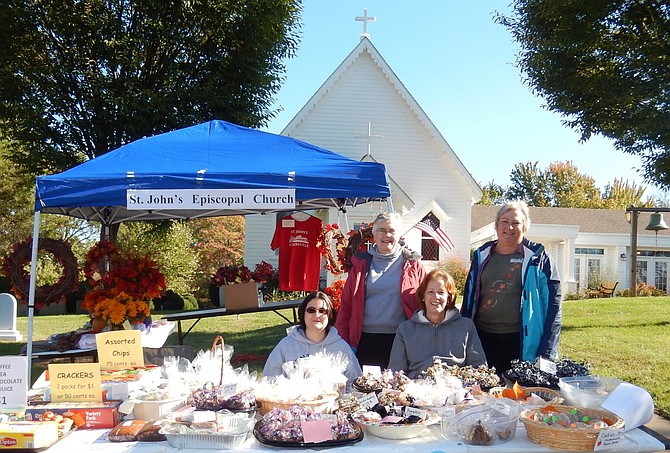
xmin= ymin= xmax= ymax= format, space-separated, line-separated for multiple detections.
xmin=290 ymin=211 xmax=311 ymax=221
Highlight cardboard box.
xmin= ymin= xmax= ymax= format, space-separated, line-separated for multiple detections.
xmin=25 ymin=401 xmax=122 ymax=429
xmin=0 ymin=421 xmax=58 ymax=449
xmin=218 ymin=282 xmax=259 ymax=310
xmin=130 ymin=397 xmax=186 ymax=420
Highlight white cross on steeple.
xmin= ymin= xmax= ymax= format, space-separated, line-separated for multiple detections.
xmin=355 ymin=8 xmax=376 ymax=40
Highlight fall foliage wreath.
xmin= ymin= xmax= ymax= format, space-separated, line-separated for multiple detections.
xmin=316 ymin=224 xmax=347 ymax=275
xmin=1 ymin=237 xmax=79 ymax=309
xmin=343 ymin=225 xmax=374 ymax=271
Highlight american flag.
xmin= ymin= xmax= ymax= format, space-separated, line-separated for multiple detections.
xmin=413 ymin=218 xmax=455 ymax=252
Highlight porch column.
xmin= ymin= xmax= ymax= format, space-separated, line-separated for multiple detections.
xmin=564 ymin=238 xmax=577 ymax=294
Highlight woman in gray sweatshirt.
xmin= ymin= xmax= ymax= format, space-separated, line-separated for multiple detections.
xmin=388 ymin=269 xmax=487 ymax=378
xmin=263 ymin=291 xmax=362 ymax=390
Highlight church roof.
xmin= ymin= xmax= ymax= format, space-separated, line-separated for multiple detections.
xmin=282 ymin=37 xmax=482 ymax=201
xmin=472 ymin=205 xmax=670 ymax=237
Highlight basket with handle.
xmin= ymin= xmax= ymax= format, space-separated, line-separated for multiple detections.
xmin=189 ymin=336 xmax=233 ymax=411
xmin=520 ymin=405 xmax=624 ymax=451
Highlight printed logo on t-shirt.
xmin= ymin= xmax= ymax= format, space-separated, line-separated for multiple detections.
xmin=289 ymin=234 xmax=310 ymax=247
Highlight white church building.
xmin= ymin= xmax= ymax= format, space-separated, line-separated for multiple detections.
xmin=244 ymin=28 xmax=670 ymax=296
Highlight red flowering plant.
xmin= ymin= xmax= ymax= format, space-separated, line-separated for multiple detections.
xmin=211 ymin=264 xmax=253 ymax=286
xmin=211 ymin=261 xmax=275 ymax=286
xmin=251 ymin=261 xmax=275 ymax=284
xmin=82 ymin=240 xmax=166 ymax=330
xmin=324 ymin=279 xmax=345 ymax=312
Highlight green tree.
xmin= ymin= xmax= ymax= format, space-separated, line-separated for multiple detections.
xmin=480 ymin=160 xmax=653 ymax=208
xmin=0 ymin=137 xmax=97 ymax=260
xmin=547 ymin=161 xmax=601 ymax=208
xmin=497 ymin=1 xmax=670 ymax=187
xmin=478 ymin=181 xmax=507 ymax=205
xmin=187 ymin=216 xmax=246 ymax=299
xmin=0 ymin=0 xmax=301 ymax=174
xmin=0 ymin=137 xmax=35 ymax=252
xmin=601 ymin=178 xmax=654 ymax=209
xmin=117 ymin=221 xmax=198 ymax=297
xmin=507 ymin=161 xmax=551 ymax=206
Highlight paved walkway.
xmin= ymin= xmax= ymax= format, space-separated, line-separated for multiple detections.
xmin=645 ymin=414 xmax=670 ymax=451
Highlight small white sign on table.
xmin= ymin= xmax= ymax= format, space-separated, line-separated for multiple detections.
xmin=0 ymin=356 xmax=28 ymax=409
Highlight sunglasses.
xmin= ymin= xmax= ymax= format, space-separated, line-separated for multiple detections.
xmin=305 ymin=307 xmax=329 ymax=315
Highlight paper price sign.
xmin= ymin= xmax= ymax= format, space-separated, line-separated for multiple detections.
xmin=96 ymin=329 xmax=144 ymax=370
xmin=48 ymin=363 xmax=102 ymax=402
xmin=358 ymin=392 xmax=379 ymax=409
xmin=536 ymin=357 xmax=557 ymax=375
xmin=594 ymin=428 xmax=623 ymax=450
xmin=0 ymin=356 xmax=28 ymax=408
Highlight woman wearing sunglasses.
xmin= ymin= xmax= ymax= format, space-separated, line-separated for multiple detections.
xmin=263 ymin=291 xmax=362 ymax=389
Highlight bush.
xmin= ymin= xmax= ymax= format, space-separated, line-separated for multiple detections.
xmin=435 ymin=257 xmax=468 ymax=295
xmin=0 ymin=275 xmax=11 ymax=292
xmin=153 ymin=290 xmax=185 ymax=311
xmin=620 ymin=283 xmax=667 ymax=297
xmin=182 ymin=293 xmax=199 ymax=310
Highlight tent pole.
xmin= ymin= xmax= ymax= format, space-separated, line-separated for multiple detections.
xmin=386 ymin=197 xmax=394 ymax=213
xmin=26 ymin=210 xmax=41 ymax=387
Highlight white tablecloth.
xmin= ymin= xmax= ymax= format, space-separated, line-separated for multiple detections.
xmin=44 ymin=422 xmax=666 ymax=453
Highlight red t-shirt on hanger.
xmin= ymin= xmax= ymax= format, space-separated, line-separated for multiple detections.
xmin=270 ymin=214 xmax=323 ymax=291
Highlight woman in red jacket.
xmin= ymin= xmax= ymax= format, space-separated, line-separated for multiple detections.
xmin=335 ymin=212 xmax=426 ymax=369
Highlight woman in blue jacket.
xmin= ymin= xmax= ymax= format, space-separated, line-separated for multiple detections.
xmin=461 ymin=201 xmax=562 ymax=375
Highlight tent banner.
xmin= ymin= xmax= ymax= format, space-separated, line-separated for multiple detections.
xmin=126 ymin=189 xmax=295 ymax=211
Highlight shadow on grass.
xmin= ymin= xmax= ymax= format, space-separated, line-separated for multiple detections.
xmin=561 ymin=320 xmax=670 ymax=331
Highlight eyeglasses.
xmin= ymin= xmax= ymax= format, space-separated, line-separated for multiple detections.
xmin=305 ymin=307 xmax=329 ymax=315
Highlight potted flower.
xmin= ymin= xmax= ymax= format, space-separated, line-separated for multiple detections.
xmin=211 ymin=261 xmax=275 ymax=310
xmin=82 ymin=241 xmax=166 ymax=331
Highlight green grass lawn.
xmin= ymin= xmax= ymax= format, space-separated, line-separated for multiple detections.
xmin=2 ymin=296 xmax=669 ymax=418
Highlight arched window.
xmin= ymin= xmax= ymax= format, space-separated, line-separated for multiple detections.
xmin=420 ymin=212 xmax=440 ymax=261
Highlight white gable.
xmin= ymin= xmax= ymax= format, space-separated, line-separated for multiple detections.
xmin=245 ymin=38 xmax=482 ymax=273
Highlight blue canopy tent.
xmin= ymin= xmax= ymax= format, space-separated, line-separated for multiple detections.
xmin=25 ymin=120 xmax=391 ymax=382
xmin=35 ymin=120 xmax=391 ymax=222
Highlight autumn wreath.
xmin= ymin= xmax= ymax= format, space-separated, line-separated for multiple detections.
xmin=1 ymin=237 xmax=79 ymax=309
xmin=316 ymin=224 xmax=347 ymax=275
xmin=343 ymin=225 xmax=374 ymax=272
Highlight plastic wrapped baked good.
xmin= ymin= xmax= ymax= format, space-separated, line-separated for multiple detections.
xmin=108 ymin=419 xmax=148 ymax=442
xmin=136 ymin=420 xmax=167 ymax=442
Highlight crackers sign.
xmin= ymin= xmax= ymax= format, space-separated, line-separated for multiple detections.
xmin=127 ymin=189 xmax=295 ymax=210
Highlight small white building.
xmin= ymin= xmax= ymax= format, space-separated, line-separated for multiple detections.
xmin=245 ymin=37 xmax=481 ymax=278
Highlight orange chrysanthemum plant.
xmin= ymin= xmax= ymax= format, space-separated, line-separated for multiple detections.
xmin=82 ymin=240 xmax=166 ymax=332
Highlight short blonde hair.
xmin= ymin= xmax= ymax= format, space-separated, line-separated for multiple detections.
xmin=495 ymin=201 xmax=530 ymax=233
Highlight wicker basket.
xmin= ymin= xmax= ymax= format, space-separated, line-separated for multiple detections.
xmin=256 ymin=394 xmax=338 ymax=416
xmin=489 ymin=386 xmax=563 ymax=406
xmin=520 ymin=405 xmax=625 ymax=451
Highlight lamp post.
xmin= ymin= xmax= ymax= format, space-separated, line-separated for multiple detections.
xmin=626 ymin=207 xmax=639 ymax=297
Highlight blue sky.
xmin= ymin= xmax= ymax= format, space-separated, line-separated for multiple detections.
xmin=263 ymin=1 xmax=651 ymax=194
